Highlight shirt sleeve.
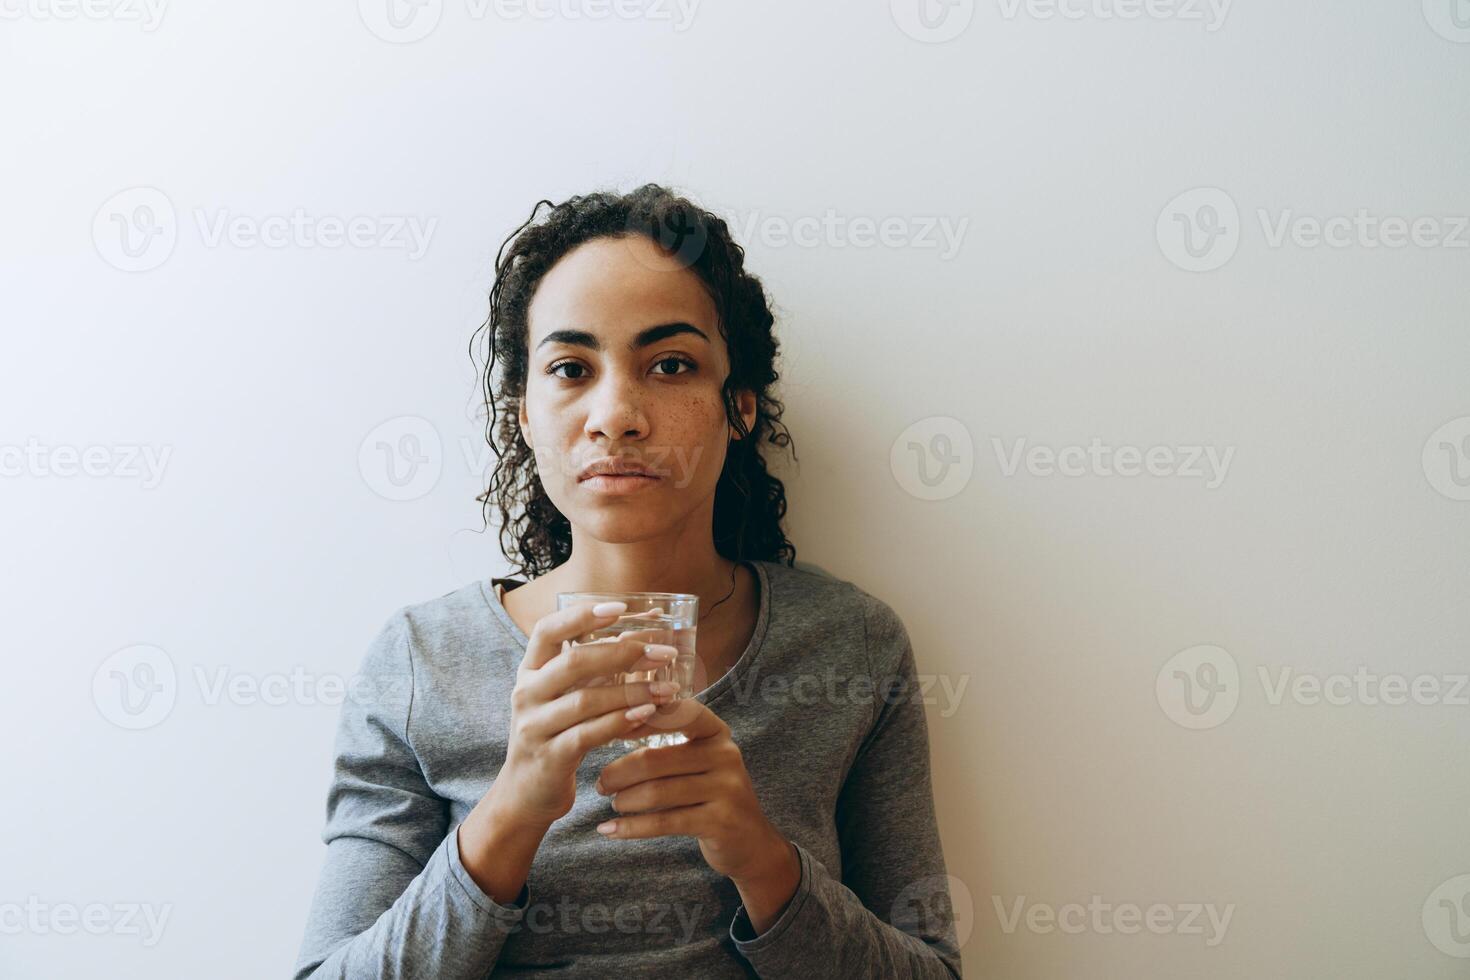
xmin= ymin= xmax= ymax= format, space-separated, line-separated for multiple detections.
xmin=728 ymin=590 xmax=964 ymax=978
xmin=292 ymin=611 xmax=531 ymax=979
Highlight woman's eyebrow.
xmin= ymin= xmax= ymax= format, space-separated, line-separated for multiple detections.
xmin=535 ymin=322 xmax=709 ymax=353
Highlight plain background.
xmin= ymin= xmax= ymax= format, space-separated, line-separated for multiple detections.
xmin=3 ymin=2 xmax=1469 ymax=977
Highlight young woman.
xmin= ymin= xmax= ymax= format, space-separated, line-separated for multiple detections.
xmin=293 ymin=185 xmax=962 ymax=978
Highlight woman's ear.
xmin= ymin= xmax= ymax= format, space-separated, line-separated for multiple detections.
xmin=730 ymin=389 xmax=758 ymax=440
xmin=517 ymin=396 xmax=534 ymax=449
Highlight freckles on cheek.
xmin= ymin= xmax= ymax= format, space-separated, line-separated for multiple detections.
xmin=662 ymin=391 xmax=726 ymax=441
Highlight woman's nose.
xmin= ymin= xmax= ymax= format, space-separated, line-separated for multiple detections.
xmin=582 ymin=375 xmax=649 ymax=440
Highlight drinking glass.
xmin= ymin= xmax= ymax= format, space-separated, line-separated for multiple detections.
xmin=554 ymin=591 xmax=698 ymax=750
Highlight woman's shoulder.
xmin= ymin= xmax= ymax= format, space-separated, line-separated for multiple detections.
xmin=368 ymin=578 xmax=523 ymax=668
xmin=761 ymin=559 xmax=914 ymax=673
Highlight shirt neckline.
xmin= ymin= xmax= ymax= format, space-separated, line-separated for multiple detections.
xmin=478 ymin=560 xmax=772 ymax=707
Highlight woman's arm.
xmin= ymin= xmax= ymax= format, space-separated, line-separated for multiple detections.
xmin=292 ymin=612 xmax=531 ymax=980
xmin=728 ymin=591 xmax=965 ymax=978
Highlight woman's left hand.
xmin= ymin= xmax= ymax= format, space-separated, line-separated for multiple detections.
xmin=592 ymin=698 xmax=797 ymax=891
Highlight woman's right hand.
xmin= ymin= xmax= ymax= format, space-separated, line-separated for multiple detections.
xmin=483 ymin=601 xmax=682 ymax=831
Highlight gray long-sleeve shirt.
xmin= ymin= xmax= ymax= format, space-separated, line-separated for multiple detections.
xmin=293 ymin=559 xmax=962 ymax=978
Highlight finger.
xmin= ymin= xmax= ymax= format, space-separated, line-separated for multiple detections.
xmin=607 ymin=773 xmax=719 ymax=816
xmin=532 ymin=632 xmax=680 ymax=699
xmin=597 ymin=731 xmax=722 ymax=795
xmin=546 ymin=700 xmax=664 ymax=762
xmin=596 ymin=803 xmax=707 ymax=840
xmin=616 ymin=694 xmax=727 ymax=746
xmin=522 ymin=601 xmax=630 ymax=670
xmin=526 ymin=678 xmax=682 ymax=738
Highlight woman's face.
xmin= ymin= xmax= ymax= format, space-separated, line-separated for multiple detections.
xmin=518 ymin=234 xmax=757 ymax=545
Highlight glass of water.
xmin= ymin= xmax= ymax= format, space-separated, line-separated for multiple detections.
xmin=554 ymin=591 xmax=699 ymax=750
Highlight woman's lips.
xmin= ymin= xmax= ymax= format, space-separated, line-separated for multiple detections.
xmin=579 ymin=473 xmax=661 ymax=494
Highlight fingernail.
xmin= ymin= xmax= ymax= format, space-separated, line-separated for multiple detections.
xmin=644 ymin=644 xmax=678 ymax=660
xmin=592 ymin=601 xmax=627 ymax=616
xmin=596 ymin=821 xmax=617 ymax=835
xmin=625 ymin=703 xmax=657 ymax=721
xmin=651 ymin=681 xmax=679 ymax=696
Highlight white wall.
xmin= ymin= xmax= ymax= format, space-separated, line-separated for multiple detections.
xmin=3 ymin=2 xmax=1468 ymax=977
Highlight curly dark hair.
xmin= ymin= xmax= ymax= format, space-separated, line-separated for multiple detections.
xmin=468 ymin=183 xmax=798 ymax=580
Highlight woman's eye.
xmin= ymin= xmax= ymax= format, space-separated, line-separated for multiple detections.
xmin=546 ymin=360 xmax=587 ymax=380
xmin=653 ymin=355 xmax=696 ymax=376
xmin=545 ymin=356 xmax=695 ymax=382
